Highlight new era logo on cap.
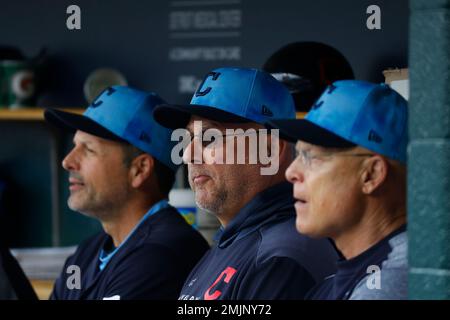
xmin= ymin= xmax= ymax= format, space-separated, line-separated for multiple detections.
xmin=267 ymin=80 xmax=408 ymax=163
xmin=368 ymin=130 xmax=382 ymax=144
xmin=305 ymin=80 xmax=408 ymax=162
xmin=262 ymin=105 xmax=274 ymax=117
xmin=139 ymin=131 xmax=151 ymax=143
xmin=87 ymin=86 xmax=179 ymax=171
xmin=153 ymin=67 xmax=296 ymax=129
xmin=45 ymin=86 xmax=179 ymax=171
xmin=190 ymin=67 xmax=295 ymax=123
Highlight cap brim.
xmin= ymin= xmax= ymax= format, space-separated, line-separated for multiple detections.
xmin=44 ymin=109 xmax=126 ymax=142
xmin=267 ymin=118 xmax=356 ymax=148
xmin=154 ymin=104 xmax=251 ymax=129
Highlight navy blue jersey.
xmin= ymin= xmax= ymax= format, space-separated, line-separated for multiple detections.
xmin=51 ymin=205 xmax=209 ymax=300
xmin=179 ymin=182 xmax=338 ymax=300
xmin=306 ymin=225 xmax=407 ymax=300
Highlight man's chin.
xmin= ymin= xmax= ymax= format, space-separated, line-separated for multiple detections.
xmin=68 ymin=204 xmax=88 ymax=215
xmin=196 ymin=203 xmax=218 ymax=216
xmin=195 ymin=195 xmax=219 ymax=216
xmin=296 ymin=221 xmax=325 ymax=239
xmin=295 ymin=218 xmax=311 ymax=235
xmin=68 ymin=199 xmax=92 ymax=217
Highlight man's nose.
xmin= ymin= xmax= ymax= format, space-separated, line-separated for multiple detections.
xmin=285 ymin=157 xmax=304 ymax=184
xmin=62 ymin=148 xmax=80 ymax=172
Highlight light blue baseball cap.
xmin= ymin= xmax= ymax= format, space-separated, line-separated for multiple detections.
xmin=153 ymin=67 xmax=296 ymax=128
xmin=268 ymin=80 xmax=408 ymax=163
xmin=44 ymin=86 xmax=179 ymax=171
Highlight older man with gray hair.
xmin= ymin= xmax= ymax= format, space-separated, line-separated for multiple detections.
xmin=269 ymin=80 xmax=408 ymax=299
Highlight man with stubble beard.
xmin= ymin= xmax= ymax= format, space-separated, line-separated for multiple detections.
xmin=154 ymin=67 xmax=337 ymax=300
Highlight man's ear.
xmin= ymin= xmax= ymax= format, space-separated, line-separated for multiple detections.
xmin=361 ymin=155 xmax=388 ymax=194
xmin=129 ymin=154 xmax=154 ymax=188
xmin=264 ymin=130 xmax=285 ymax=158
xmin=278 ymin=139 xmax=292 ymax=159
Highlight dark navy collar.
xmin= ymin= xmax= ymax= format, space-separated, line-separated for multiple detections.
xmin=98 ymin=199 xmax=170 ymax=271
xmin=216 ymin=181 xmax=294 ymax=248
xmin=78 ymin=204 xmax=176 ymax=297
xmin=336 ymin=224 xmax=407 ymax=274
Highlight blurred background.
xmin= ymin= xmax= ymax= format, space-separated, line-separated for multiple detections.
xmin=0 ymin=0 xmax=409 ymax=298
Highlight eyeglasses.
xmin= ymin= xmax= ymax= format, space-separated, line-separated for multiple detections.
xmin=295 ymin=148 xmax=374 ymax=168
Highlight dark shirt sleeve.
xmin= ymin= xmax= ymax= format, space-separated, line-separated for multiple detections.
xmin=101 ymin=244 xmax=185 ymax=300
xmin=236 ymin=256 xmax=315 ymax=300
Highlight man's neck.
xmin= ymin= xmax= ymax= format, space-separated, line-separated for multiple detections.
xmin=101 ymin=197 xmax=164 ymax=247
xmin=334 ymin=205 xmax=406 ymax=260
xmin=217 ymin=178 xmax=286 ymax=228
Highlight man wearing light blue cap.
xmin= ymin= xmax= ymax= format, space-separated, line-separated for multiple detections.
xmin=44 ymin=86 xmax=209 ymax=300
xmin=154 ymin=67 xmax=337 ymax=300
xmin=269 ymin=80 xmax=408 ymax=299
